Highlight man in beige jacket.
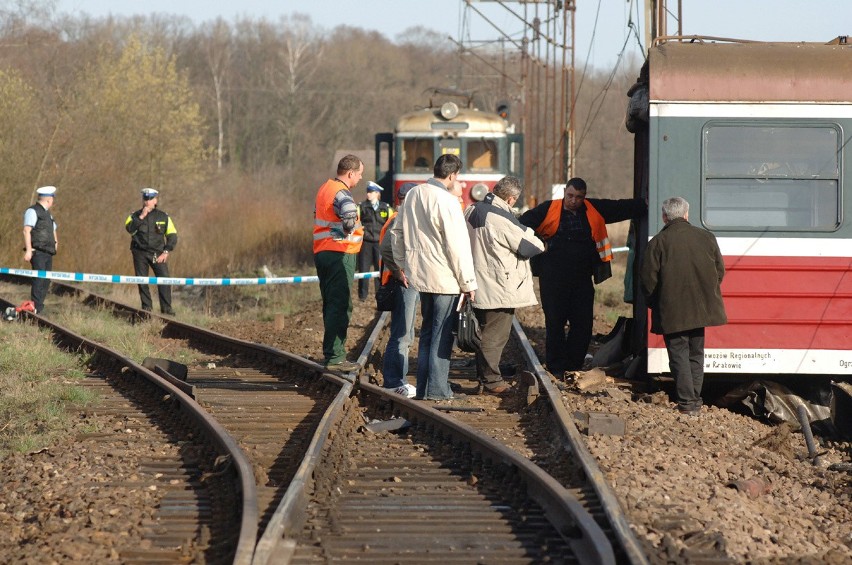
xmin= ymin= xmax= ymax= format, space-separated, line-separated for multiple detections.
xmin=390 ymin=154 xmax=477 ymax=400
xmin=465 ymin=176 xmax=545 ymax=393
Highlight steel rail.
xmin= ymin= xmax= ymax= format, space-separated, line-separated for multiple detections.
xmin=260 ymin=311 xmax=615 ymax=564
xmin=357 ymin=378 xmax=616 ymax=565
xmin=512 ymin=317 xmax=650 ymax=565
xmin=4 ymin=276 xmax=637 ymax=563
xmin=0 ymin=295 xmax=259 ymax=565
xmin=252 ymin=310 xmax=386 ymax=564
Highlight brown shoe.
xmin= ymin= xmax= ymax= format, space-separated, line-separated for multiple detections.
xmin=482 ymin=383 xmax=512 ymax=395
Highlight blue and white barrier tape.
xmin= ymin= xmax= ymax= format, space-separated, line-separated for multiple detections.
xmin=0 ymin=267 xmax=381 ymax=286
xmin=1 ymin=247 xmax=628 ymax=286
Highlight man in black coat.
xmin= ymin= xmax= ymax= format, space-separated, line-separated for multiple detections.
xmin=640 ymin=196 xmax=727 ymax=414
xmin=520 ymin=177 xmax=645 ymax=373
xmin=357 ymin=181 xmax=392 ymax=301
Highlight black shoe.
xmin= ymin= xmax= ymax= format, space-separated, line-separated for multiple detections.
xmin=162 ymin=309 xmax=175 ymax=316
xmin=326 ymin=360 xmax=361 ymax=373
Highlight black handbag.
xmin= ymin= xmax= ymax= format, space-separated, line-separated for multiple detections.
xmin=593 ymin=260 xmax=612 ymax=285
xmin=375 ymin=277 xmax=400 ymax=312
xmin=455 ymin=298 xmax=481 ymax=353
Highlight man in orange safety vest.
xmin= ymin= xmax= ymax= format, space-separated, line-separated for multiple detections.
xmin=313 ymin=154 xmax=364 ymax=372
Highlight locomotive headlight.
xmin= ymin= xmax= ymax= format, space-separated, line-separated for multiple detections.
xmin=440 ymin=102 xmax=459 ymax=120
xmin=470 ymin=183 xmax=489 ymax=202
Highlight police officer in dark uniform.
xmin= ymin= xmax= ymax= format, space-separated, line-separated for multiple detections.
xmin=22 ymin=186 xmax=59 ymax=314
xmin=357 ymin=181 xmax=392 ymax=301
xmin=125 ymin=188 xmax=178 ymax=315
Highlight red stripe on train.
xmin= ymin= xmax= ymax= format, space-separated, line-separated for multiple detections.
xmin=647 ymin=255 xmax=852 ymax=350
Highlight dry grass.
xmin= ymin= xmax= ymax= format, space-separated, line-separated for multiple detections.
xmin=0 ymin=323 xmax=93 ymax=455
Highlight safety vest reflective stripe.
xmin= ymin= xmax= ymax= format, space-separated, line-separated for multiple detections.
xmin=313 ymin=230 xmax=363 ymax=242
xmin=596 ymin=237 xmax=612 ymax=260
xmin=585 ymin=200 xmax=613 ymax=263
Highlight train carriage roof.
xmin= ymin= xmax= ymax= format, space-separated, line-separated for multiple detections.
xmin=650 ymin=41 xmax=852 ymax=103
xmin=396 ymin=107 xmax=508 ymax=134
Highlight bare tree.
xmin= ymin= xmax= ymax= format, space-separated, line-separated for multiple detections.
xmin=202 ymin=18 xmax=232 ymax=170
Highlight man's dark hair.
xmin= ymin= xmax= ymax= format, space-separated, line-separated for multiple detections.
xmin=337 ymin=154 xmax=363 ymax=175
xmin=433 ymin=154 xmax=462 ymax=179
xmin=566 ymin=177 xmax=587 ymax=192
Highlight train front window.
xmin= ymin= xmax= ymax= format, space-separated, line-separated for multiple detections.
xmin=702 ymin=124 xmax=840 ymax=230
xmin=401 ymin=138 xmax=434 ymax=172
xmin=466 ymin=139 xmax=498 ymax=172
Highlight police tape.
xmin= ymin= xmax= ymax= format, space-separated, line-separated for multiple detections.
xmin=0 ymin=246 xmax=628 ymax=286
xmin=0 ymin=267 xmax=381 ymax=286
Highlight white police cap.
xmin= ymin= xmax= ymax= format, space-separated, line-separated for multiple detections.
xmin=141 ymin=188 xmax=159 ymax=199
xmin=36 ymin=186 xmax=56 ymax=197
xmin=366 ymin=181 xmax=383 ymax=192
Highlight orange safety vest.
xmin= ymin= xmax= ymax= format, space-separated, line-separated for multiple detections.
xmin=377 ymin=211 xmax=397 ymax=285
xmin=535 ymin=199 xmax=612 ymax=262
xmin=313 ymin=178 xmax=364 ymax=254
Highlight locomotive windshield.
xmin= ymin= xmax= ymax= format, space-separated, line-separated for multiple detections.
xmin=467 ymin=139 xmax=499 ymax=172
xmin=401 ymin=138 xmax=434 ymax=172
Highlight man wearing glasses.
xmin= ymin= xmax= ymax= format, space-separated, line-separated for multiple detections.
xmin=125 ymin=187 xmax=178 ymax=315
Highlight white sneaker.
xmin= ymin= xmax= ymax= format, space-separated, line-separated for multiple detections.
xmin=392 ymin=384 xmax=417 ymax=399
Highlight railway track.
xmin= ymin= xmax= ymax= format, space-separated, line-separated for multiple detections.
xmin=362 ymin=307 xmax=649 ymax=565
xmin=0 ymin=293 xmax=255 ymax=565
xmin=1 ymin=277 xmax=647 ymax=563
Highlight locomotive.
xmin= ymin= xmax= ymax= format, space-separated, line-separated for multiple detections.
xmin=375 ymin=91 xmax=523 ymax=206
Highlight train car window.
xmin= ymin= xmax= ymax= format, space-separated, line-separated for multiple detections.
xmin=466 ymin=139 xmax=498 ymax=172
xmin=702 ymin=124 xmax=840 ymax=230
xmin=400 ymin=138 xmax=435 ymax=172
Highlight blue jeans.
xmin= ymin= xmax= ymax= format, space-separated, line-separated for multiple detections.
xmin=382 ymin=285 xmax=420 ymax=389
xmin=416 ymin=292 xmax=457 ymax=400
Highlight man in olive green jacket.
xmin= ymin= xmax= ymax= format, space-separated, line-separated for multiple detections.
xmin=640 ymin=197 xmax=727 ymax=414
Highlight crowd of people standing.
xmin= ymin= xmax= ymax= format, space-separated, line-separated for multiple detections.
xmin=313 ymin=153 xmax=659 ymax=403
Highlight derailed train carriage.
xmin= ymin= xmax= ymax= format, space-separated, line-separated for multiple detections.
xmin=630 ymin=38 xmax=852 ymax=378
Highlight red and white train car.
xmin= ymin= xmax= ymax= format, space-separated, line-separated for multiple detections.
xmin=639 ymin=39 xmax=852 ymax=376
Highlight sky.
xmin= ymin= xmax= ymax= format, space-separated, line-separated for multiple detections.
xmin=55 ymin=0 xmax=851 ymax=70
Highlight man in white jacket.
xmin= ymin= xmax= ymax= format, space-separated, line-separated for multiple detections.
xmin=390 ymin=154 xmax=477 ymax=400
xmin=465 ymin=176 xmax=545 ymax=393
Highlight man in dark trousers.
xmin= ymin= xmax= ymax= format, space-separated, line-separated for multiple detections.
xmin=357 ymin=181 xmax=392 ymax=301
xmin=125 ymin=188 xmax=178 ymax=315
xmin=22 ymin=186 xmax=59 ymax=314
xmin=313 ymin=154 xmax=364 ymax=372
xmin=465 ymin=176 xmax=545 ymax=394
xmin=640 ymin=196 xmax=727 ymax=415
xmin=520 ymin=177 xmax=644 ymax=374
